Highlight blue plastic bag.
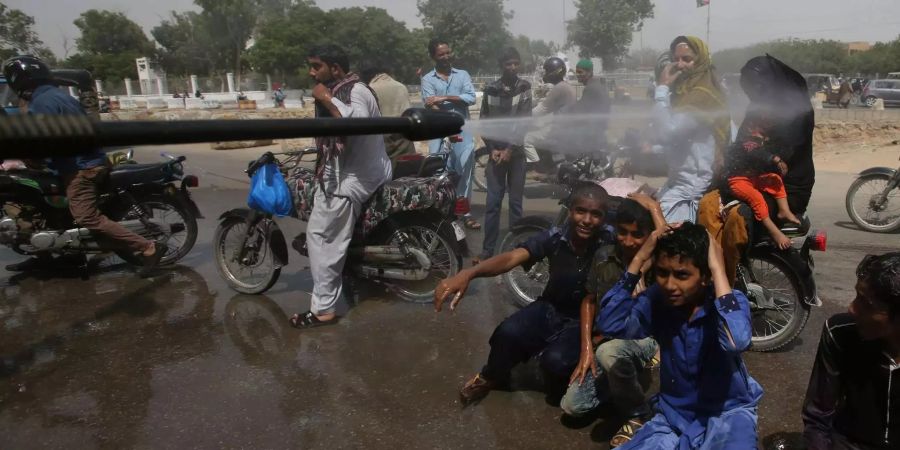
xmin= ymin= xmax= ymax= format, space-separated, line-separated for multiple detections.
xmin=247 ymin=163 xmax=293 ymax=216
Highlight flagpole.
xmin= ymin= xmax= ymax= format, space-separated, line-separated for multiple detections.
xmin=706 ymin=0 xmax=711 ymax=45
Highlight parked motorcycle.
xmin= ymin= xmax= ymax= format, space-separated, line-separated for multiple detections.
xmin=0 ymin=151 xmax=201 ymax=267
xmin=499 ymin=167 xmax=826 ymax=352
xmin=214 ymin=148 xmax=468 ymax=302
xmin=845 ymin=153 xmax=900 ymax=233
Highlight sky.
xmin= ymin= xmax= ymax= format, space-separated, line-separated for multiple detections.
xmin=8 ymin=0 xmax=900 ymax=59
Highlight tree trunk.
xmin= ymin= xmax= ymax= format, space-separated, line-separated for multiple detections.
xmin=234 ymin=45 xmax=242 ymax=91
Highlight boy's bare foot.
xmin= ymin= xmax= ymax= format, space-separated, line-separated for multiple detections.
xmin=777 ymin=210 xmax=801 ymax=226
xmin=773 ymin=230 xmax=792 ymax=250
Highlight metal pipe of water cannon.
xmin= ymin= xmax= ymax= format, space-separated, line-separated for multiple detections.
xmin=0 ymin=108 xmax=464 ymax=159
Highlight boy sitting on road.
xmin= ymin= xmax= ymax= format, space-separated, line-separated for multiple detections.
xmin=434 ymin=184 xmax=613 ymax=405
xmin=803 ymin=252 xmax=900 ymax=450
xmin=596 ymin=222 xmax=763 ymax=449
xmin=561 ymin=194 xmax=666 ymax=448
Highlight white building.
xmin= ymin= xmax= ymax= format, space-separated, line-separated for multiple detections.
xmin=136 ymin=57 xmax=168 ymax=96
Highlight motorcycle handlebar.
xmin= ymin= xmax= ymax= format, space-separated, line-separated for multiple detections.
xmin=0 ymin=108 xmax=463 ymax=159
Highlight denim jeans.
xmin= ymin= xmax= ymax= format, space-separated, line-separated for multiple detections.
xmin=481 ymin=300 xmax=581 ymax=386
xmin=480 ymin=151 xmax=526 ymax=259
xmin=560 ymin=337 xmax=658 ymax=418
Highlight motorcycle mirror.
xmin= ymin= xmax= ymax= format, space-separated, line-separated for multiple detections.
xmin=127 ymin=149 xmax=134 ymax=161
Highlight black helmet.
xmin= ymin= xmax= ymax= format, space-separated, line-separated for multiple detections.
xmin=542 ymin=57 xmax=567 ymax=84
xmin=2 ymin=55 xmax=52 ymax=97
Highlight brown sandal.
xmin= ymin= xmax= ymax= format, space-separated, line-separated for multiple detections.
xmin=610 ymin=417 xmax=647 ymax=448
xmin=459 ymin=373 xmax=494 ymax=406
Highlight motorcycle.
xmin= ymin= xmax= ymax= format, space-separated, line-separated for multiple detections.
xmin=845 ymin=153 xmax=900 ymax=233
xmin=214 ymin=148 xmax=468 ymax=302
xmin=499 ymin=162 xmax=826 ymax=352
xmin=0 ymin=151 xmax=201 ymax=267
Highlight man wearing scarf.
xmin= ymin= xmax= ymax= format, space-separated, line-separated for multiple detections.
xmin=290 ymin=44 xmax=392 ymax=329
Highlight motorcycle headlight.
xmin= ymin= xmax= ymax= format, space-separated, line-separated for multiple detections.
xmin=172 ymin=162 xmax=184 ymax=175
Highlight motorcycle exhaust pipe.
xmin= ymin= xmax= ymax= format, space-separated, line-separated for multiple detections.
xmin=354 ymin=266 xmax=430 ymax=281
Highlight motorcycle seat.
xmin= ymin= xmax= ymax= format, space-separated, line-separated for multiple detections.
xmin=392 ymin=154 xmax=445 ymax=179
xmin=110 ymin=163 xmax=169 ymax=187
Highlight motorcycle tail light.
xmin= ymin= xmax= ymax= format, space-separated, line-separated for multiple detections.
xmin=395 ymin=154 xmax=424 ymax=162
xmin=183 ymin=175 xmax=199 ymax=188
xmin=807 ymin=230 xmax=827 ymax=252
xmin=449 ymin=135 xmax=463 ymax=143
xmin=454 ymin=197 xmax=470 ymax=216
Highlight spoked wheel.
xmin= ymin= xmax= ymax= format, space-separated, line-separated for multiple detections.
xmin=214 ymin=216 xmax=281 ymax=294
xmin=500 ymin=223 xmax=550 ymax=308
xmin=845 ymin=173 xmax=900 ymax=232
xmin=115 ymin=195 xmax=197 ymax=265
xmin=741 ymin=253 xmax=809 ymax=352
xmin=473 ymin=147 xmax=490 ymax=192
xmin=374 ymin=217 xmax=461 ymax=303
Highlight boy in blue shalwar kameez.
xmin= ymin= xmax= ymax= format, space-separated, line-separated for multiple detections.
xmin=596 ymin=222 xmax=763 ymax=449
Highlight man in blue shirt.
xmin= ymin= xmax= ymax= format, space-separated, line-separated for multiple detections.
xmin=2 ymin=56 xmax=165 ymax=275
xmin=596 ymin=222 xmax=762 ymax=449
xmin=420 ymin=39 xmax=479 ymax=229
xmin=434 ymin=184 xmax=613 ymax=405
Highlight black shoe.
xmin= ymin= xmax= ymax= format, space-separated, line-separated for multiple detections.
xmin=139 ymin=242 xmax=169 ymax=278
xmin=5 ymin=257 xmax=52 ymax=272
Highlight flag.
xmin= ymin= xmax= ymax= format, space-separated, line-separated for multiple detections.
xmin=697 ymin=0 xmax=709 ymax=6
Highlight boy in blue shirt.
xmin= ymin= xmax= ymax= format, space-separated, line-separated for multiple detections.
xmin=597 ymin=222 xmax=762 ymax=449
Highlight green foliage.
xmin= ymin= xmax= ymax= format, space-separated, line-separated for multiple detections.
xmin=0 ymin=2 xmax=55 ymax=62
xmin=194 ymin=0 xmax=259 ymax=80
xmin=712 ymin=37 xmax=900 ymax=77
xmin=624 ymin=47 xmax=662 ymax=71
xmin=567 ymin=0 xmax=654 ymax=70
xmin=512 ymin=35 xmax=558 ymax=72
xmin=67 ymin=9 xmax=155 ymax=80
xmin=416 ymin=0 xmax=514 ymax=74
xmin=152 ymin=11 xmax=218 ymax=76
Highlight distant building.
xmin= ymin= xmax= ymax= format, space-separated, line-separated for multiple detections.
xmin=845 ymin=41 xmax=872 ymax=55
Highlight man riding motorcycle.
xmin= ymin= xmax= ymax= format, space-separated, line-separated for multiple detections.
xmin=523 ymin=57 xmax=576 ymax=164
xmin=2 ymin=55 xmax=166 ymax=275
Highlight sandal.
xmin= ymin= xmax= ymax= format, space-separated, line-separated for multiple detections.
xmin=610 ymin=417 xmax=647 ymax=448
xmin=289 ymin=311 xmax=339 ymax=329
xmin=464 ymin=217 xmax=481 ymax=230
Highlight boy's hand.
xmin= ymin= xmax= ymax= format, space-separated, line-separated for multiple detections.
xmin=570 ymin=347 xmax=598 ymax=386
xmin=707 ymin=232 xmax=726 ymax=275
xmin=434 ymin=272 xmax=471 ymax=312
xmin=628 ymin=192 xmax=658 ymax=211
xmin=628 ymin=223 xmax=681 ymax=275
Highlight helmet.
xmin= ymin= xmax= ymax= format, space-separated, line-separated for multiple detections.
xmin=542 ymin=57 xmax=567 ymax=84
xmin=2 ymin=55 xmax=52 ymax=97
xmin=654 ymin=51 xmax=671 ymax=82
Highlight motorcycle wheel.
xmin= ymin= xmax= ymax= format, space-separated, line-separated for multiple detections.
xmin=115 ymin=194 xmax=198 ymax=266
xmin=845 ymin=173 xmax=900 ymax=233
xmin=214 ymin=216 xmax=281 ymax=295
xmin=741 ymin=252 xmax=810 ymax=352
xmin=473 ymin=147 xmax=490 ymax=192
xmin=499 ymin=221 xmax=551 ymax=308
xmin=371 ymin=215 xmax=461 ymax=303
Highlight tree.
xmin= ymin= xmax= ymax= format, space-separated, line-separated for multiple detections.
xmin=567 ymin=0 xmax=654 ymax=70
xmin=624 ymin=47 xmax=661 ymax=71
xmin=712 ymin=39 xmax=849 ymax=75
xmin=512 ymin=35 xmax=558 ymax=72
xmin=67 ymin=9 xmax=155 ymax=80
xmin=0 ymin=2 xmax=54 ymax=61
xmin=194 ymin=0 xmax=258 ymax=86
xmin=152 ymin=11 xmax=217 ymax=77
xmin=417 ymin=0 xmax=514 ymax=74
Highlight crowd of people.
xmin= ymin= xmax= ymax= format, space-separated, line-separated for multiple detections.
xmin=3 ymin=31 xmax=898 ymax=449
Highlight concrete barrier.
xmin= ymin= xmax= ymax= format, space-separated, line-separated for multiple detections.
xmin=165 ymin=98 xmax=186 ymax=109
xmin=146 ymin=98 xmax=168 ymax=109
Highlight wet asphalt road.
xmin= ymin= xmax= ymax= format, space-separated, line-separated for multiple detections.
xmin=0 ymin=151 xmax=898 ymax=449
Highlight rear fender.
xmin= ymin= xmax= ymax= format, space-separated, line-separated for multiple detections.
xmin=858 ymin=167 xmax=897 ymax=178
xmin=748 ymin=246 xmax=819 ymax=307
xmin=219 ymin=208 xmax=289 ymax=266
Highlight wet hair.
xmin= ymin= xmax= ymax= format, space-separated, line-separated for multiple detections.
xmin=614 ymin=198 xmax=655 ymax=233
xmin=654 ymin=222 xmax=710 ymax=277
xmin=498 ymin=47 xmax=521 ymax=65
xmin=856 ymin=252 xmax=900 ymax=315
xmin=568 ymin=183 xmax=609 ymax=209
xmin=428 ymin=38 xmax=450 ymax=57
xmin=308 ymin=44 xmax=350 ymax=73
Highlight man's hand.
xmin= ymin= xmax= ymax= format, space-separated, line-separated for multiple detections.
xmin=434 ymin=271 xmax=472 ymax=312
xmin=658 ymin=63 xmax=682 ymax=87
xmin=491 ymin=148 xmax=511 ymax=164
xmin=569 ymin=347 xmax=598 ymax=386
xmin=424 ymin=96 xmax=445 ymax=107
xmin=312 ymin=83 xmax=332 ymax=104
